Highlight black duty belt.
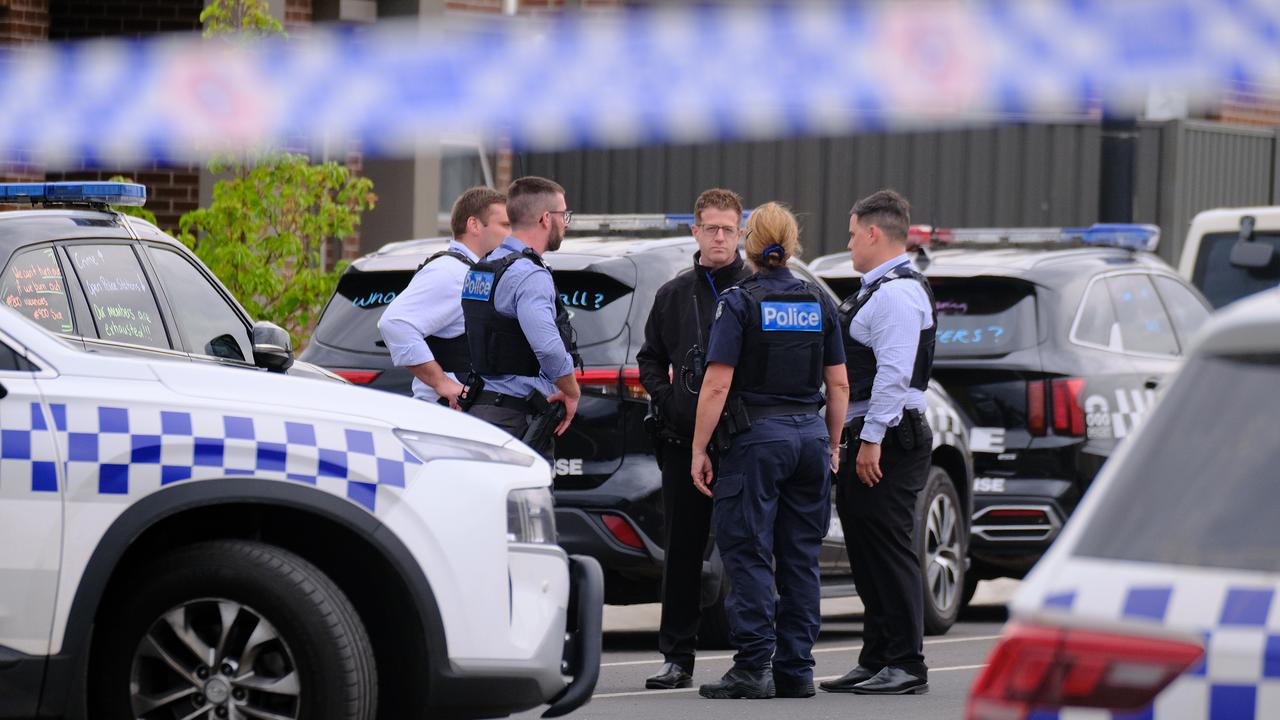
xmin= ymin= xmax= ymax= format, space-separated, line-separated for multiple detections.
xmin=471 ymin=390 xmax=537 ymax=415
xmin=745 ymin=403 xmax=822 ymax=422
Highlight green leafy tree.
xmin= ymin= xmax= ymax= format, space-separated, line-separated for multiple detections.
xmin=182 ymin=0 xmax=376 ymax=347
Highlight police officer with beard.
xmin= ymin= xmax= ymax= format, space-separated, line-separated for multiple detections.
xmin=821 ymin=189 xmax=935 ymax=696
xmin=460 ymin=176 xmax=581 ymax=455
xmin=691 ymin=202 xmax=849 ymax=700
xmin=637 ymin=188 xmax=752 ymax=690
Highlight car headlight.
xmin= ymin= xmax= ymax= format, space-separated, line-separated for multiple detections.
xmin=508 ymin=487 xmax=556 ymax=544
xmin=394 ymin=429 xmax=536 ymax=467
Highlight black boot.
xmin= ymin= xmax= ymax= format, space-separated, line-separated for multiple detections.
xmin=698 ymin=665 xmax=776 ymax=699
xmin=645 ymin=662 xmax=692 ymax=690
xmin=774 ymin=673 xmax=815 ymax=699
xmin=818 ymin=665 xmax=877 ymax=693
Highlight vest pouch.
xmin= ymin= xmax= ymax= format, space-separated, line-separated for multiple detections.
xmin=759 ymin=338 xmax=823 ymax=396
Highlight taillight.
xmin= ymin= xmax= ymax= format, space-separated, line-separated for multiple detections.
xmin=1051 ymin=378 xmax=1086 ymax=436
xmin=967 ymin=622 xmax=1203 ymax=720
xmin=600 ymin=512 xmax=644 ymax=549
xmin=333 ymin=369 xmax=381 ymax=384
xmin=576 ymin=367 xmax=649 ymax=401
xmin=1026 ymin=380 xmax=1046 ymax=436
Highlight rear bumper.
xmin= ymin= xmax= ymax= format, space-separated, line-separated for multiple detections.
xmin=968 ymin=478 xmax=1076 ymax=577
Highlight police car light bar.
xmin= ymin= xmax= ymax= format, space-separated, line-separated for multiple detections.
xmin=933 ymin=223 xmax=1159 ymax=252
xmin=569 ymin=211 xmax=754 ymax=234
xmin=0 ymin=181 xmax=147 ymax=207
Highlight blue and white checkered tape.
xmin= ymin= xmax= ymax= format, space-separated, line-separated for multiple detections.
xmin=0 ymin=0 xmax=1277 ymax=164
xmin=0 ymin=399 xmax=421 ymax=513
xmin=1035 ymin=574 xmax=1280 ymax=719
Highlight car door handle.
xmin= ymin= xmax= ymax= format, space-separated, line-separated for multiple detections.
xmin=1143 ymin=377 xmax=1160 ymax=390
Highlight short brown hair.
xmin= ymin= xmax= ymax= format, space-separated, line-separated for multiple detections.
xmin=745 ymin=202 xmax=802 ymax=269
xmin=850 ymin=189 xmax=911 ymax=243
xmin=694 ymin=188 xmax=743 ymax=224
xmin=506 ymin=176 xmax=566 ymax=229
xmin=450 ymin=187 xmax=506 ymax=239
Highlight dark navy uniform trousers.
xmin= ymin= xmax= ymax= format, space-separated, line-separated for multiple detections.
xmin=713 ymin=413 xmax=831 ymax=682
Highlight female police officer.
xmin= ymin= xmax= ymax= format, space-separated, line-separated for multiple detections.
xmin=690 ymin=202 xmax=850 ymax=700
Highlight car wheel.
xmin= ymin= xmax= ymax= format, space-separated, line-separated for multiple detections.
xmin=698 ymin=578 xmax=735 ymax=650
xmin=92 ymin=539 xmax=376 ymax=720
xmin=917 ymin=467 xmax=965 ymax=635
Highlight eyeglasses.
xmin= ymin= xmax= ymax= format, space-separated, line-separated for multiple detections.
xmin=547 ymin=210 xmax=573 ymax=226
xmin=698 ymin=224 xmax=740 ymax=238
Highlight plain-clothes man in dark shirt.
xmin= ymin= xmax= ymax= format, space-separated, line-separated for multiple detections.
xmin=636 ymin=188 xmax=752 ymax=690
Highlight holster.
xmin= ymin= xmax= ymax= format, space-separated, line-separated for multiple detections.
xmin=522 ymin=391 xmax=566 ymax=455
xmin=711 ymin=397 xmax=752 ymax=454
xmin=456 ymin=373 xmax=485 ymax=411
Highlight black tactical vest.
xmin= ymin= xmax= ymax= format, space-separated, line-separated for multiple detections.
xmin=838 ymin=263 xmax=937 ymax=402
xmin=731 ymin=278 xmax=827 ymax=400
xmin=416 ymin=250 xmax=475 ymax=375
xmin=460 ymin=248 xmax=581 ymax=377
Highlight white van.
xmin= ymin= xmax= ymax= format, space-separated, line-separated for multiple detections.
xmin=1178 ymin=207 xmax=1280 ymax=308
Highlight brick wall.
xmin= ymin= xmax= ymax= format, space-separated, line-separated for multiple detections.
xmin=47 ymin=0 xmax=203 ymax=39
xmin=0 ymin=0 xmax=48 ymax=181
xmin=285 ymin=0 xmax=311 ymax=28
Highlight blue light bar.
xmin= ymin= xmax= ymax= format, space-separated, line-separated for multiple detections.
xmin=1077 ymin=223 xmax=1160 ymax=252
xmin=0 ymin=181 xmax=147 ymax=207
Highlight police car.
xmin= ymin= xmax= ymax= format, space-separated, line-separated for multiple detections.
xmin=0 ymin=182 xmax=340 ymax=382
xmin=300 ymin=214 xmax=975 ymax=638
xmin=811 ymin=224 xmax=1212 ymax=601
xmin=967 ymin=286 xmax=1280 ymax=720
xmin=0 ymin=305 xmax=601 ymax=718
xmin=1178 ymin=206 xmax=1280 ymax=309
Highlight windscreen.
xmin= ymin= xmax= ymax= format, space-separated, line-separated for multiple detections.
xmin=313 ymin=269 xmax=414 ymax=353
xmin=551 ymin=270 xmax=633 ymax=346
xmin=1192 ymin=232 xmax=1280 ymax=308
xmin=929 ymin=278 xmax=1038 ymax=357
xmin=1075 ymin=353 xmax=1280 ymax=572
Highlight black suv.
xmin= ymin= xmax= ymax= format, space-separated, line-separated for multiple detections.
xmin=811 ymin=224 xmax=1212 ymax=598
xmin=0 ymin=182 xmax=333 ymax=380
xmin=303 ymin=218 xmax=974 ymax=636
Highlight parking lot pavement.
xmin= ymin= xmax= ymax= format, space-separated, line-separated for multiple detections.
xmin=515 ymin=580 xmax=1017 ymax=720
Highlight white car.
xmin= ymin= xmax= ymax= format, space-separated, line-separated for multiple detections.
xmin=967 ymin=288 xmax=1280 ymax=720
xmin=0 ymin=307 xmax=601 ymax=720
xmin=1177 ymin=206 xmax=1280 ymax=309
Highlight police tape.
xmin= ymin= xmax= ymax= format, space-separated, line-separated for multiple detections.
xmin=0 ymin=0 xmax=1277 ymax=165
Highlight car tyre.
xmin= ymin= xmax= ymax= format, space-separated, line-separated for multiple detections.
xmin=917 ymin=466 xmax=965 ymax=635
xmin=91 ymin=539 xmax=376 ymax=720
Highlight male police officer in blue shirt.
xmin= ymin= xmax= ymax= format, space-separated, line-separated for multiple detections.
xmin=690 ymin=202 xmax=850 ymax=700
xmin=821 ymin=189 xmax=936 ymax=696
xmin=460 ymin=177 xmax=581 ymax=455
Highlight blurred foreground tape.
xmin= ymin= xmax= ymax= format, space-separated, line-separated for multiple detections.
xmin=0 ymin=0 xmax=1277 ymax=165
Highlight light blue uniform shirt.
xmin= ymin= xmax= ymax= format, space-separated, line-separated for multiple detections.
xmin=480 ymin=236 xmax=574 ymax=399
xmin=378 ymin=239 xmax=478 ymax=403
xmin=846 ymin=253 xmax=933 ymax=443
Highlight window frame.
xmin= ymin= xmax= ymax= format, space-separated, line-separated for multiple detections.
xmin=1068 ymin=270 xmax=1182 ymax=359
xmin=141 ymin=242 xmax=256 ymax=365
xmin=1 ymin=242 xmax=82 ymax=340
xmin=58 ymin=239 xmax=180 ymax=355
xmin=1150 ymin=274 xmax=1212 ymax=354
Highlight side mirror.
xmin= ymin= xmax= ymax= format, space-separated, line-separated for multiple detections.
xmin=252 ymin=321 xmax=294 ymax=373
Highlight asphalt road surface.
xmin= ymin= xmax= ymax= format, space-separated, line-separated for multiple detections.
xmin=515 ymin=580 xmax=1017 ymax=720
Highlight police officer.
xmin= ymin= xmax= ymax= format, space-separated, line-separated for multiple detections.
xmin=690 ymin=202 xmax=850 ymax=700
xmin=637 ymin=188 xmax=752 ymax=690
xmin=378 ymin=187 xmax=509 ymax=407
xmin=820 ymin=189 xmax=935 ymax=696
xmin=459 ymin=176 xmax=581 ymax=454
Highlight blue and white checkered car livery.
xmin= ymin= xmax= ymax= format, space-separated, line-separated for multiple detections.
xmin=1029 ymin=564 xmax=1280 ymax=719
xmin=13 ymin=400 xmax=425 ymax=512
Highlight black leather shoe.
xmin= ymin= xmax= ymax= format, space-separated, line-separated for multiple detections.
xmin=818 ymin=665 xmax=877 ymax=693
xmin=850 ymin=666 xmax=929 ymax=695
xmin=699 ymin=666 xmax=776 ymax=699
xmin=774 ymin=675 xmax=815 ymax=698
xmin=645 ymin=662 xmax=692 ymax=690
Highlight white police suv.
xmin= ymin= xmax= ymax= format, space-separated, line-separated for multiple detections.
xmin=967 ymin=287 xmax=1280 ymax=720
xmin=0 ymin=303 xmax=602 ymax=719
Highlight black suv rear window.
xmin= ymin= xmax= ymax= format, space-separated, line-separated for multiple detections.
xmin=314 ymin=269 xmax=414 ymax=352
xmin=929 ymin=278 xmax=1037 ymax=357
xmin=1074 ymin=353 xmax=1280 ymax=573
xmin=551 ymin=270 xmax=633 ymax=346
xmin=1193 ymin=231 xmax=1280 ymax=309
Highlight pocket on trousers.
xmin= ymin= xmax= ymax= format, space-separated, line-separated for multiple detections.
xmin=712 ymin=472 xmax=753 ymax=549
